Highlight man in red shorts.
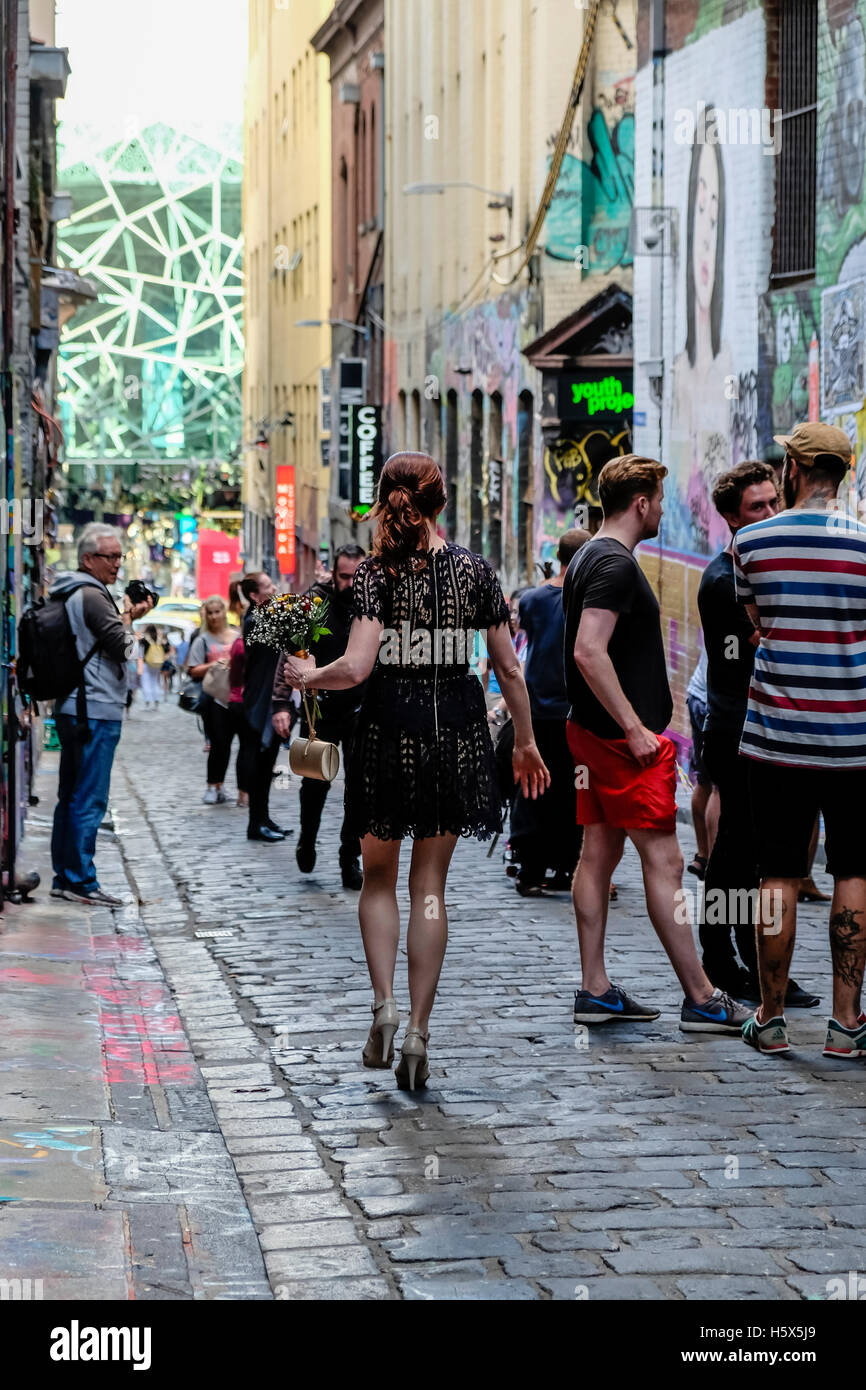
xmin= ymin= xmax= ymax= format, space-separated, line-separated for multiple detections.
xmin=563 ymin=454 xmax=752 ymax=1033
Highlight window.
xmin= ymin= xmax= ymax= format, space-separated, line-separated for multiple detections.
xmin=470 ymin=390 xmax=483 ymax=553
xmin=445 ymin=390 xmax=458 ymax=539
xmin=397 ymin=390 xmax=407 ymax=451
xmin=359 ymin=112 xmax=367 ymax=225
xmin=488 ymin=391 xmax=503 ymax=570
xmin=411 ymin=389 xmax=421 ymax=451
xmin=370 ymin=104 xmax=377 ymax=224
xmin=771 ymin=0 xmax=817 ymax=281
xmin=517 ymin=391 xmax=534 ymax=580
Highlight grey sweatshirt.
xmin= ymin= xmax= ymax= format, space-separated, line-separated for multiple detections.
xmin=49 ymin=571 xmax=132 ymax=722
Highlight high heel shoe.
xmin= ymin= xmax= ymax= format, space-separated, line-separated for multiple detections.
xmin=395 ymin=1026 xmax=429 ymax=1091
xmin=362 ymin=998 xmax=399 ymax=1068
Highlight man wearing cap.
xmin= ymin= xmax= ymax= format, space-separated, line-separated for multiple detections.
xmin=732 ymin=422 xmax=866 ymax=1059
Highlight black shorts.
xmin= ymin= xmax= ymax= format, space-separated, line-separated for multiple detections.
xmin=748 ymin=758 xmax=866 ymax=880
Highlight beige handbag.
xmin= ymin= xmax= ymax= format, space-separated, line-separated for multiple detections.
xmin=289 ymin=688 xmax=340 ymax=782
xmin=202 ymin=657 xmax=231 ymax=707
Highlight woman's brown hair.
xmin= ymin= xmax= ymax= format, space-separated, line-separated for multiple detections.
xmin=371 ymin=452 xmax=446 ymax=575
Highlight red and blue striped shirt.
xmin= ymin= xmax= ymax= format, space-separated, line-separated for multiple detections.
xmin=732 ymin=507 xmax=866 ymax=769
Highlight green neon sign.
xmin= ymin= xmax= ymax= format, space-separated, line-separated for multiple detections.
xmin=570 ymin=375 xmax=634 ymax=416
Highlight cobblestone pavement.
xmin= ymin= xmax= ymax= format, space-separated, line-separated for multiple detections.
xmin=105 ymin=702 xmax=866 ymax=1301
xmin=3 ymin=701 xmax=865 ymax=1301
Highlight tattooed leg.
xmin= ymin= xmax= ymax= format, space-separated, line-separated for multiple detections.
xmin=755 ymin=877 xmax=799 ymax=1021
xmin=829 ymin=878 xmax=866 ymax=1028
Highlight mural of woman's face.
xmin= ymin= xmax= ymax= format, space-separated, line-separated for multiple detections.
xmin=692 ymin=144 xmax=719 ymax=313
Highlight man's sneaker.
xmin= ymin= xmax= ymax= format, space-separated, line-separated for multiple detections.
xmin=215 ymin=790 xmax=227 ymax=804
xmin=710 ymin=965 xmax=761 ymax=1003
xmin=50 ymin=886 xmax=66 ymax=899
xmin=785 ymin=978 xmax=820 ymax=1009
xmin=573 ymin=984 xmax=660 ymax=1024
xmin=680 ymin=988 xmax=753 ymax=1034
xmin=203 ymin=788 xmax=218 ymax=804
xmin=823 ymin=1016 xmax=866 ymax=1059
xmin=742 ymin=1012 xmax=790 ymax=1053
xmin=61 ymin=887 xmax=123 ymax=907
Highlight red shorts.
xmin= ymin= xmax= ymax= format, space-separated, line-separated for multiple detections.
xmin=566 ymin=722 xmax=677 ymax=832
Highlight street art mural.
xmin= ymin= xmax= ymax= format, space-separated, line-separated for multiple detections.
xmin=546 ymin=100 xmax=636 ymax=272
xmin=821 ymin=279 xmax=866 ymax=415
xmin=540 ymin=426 xmax=632 ymax=557
xmin=669 ymin=108 xmax=735 ymax=555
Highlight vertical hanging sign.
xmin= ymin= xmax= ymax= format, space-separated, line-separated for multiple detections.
xmin=350 ymin=404 xmax=383 ymax=515
xmin=275 ymin=464 xmax=296 ymax=576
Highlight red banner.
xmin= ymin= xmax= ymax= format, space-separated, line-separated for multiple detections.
xmin=275 ymin=465 xmax=296 ymax=576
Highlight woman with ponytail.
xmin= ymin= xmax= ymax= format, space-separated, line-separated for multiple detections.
xmin=283 ymin=452 xmax=548 ymax=1089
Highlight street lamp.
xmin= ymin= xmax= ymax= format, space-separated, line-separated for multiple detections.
xmin=296 ymin=318 xmax=370 ymax=340
xmin=403 ymin=181 xmax=513 ymax=216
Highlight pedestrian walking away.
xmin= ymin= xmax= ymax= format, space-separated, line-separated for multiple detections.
xmin=186 ymin=597 xmax=236 ymax=804
xmin=563 ymin=454 xmax=753 ymax=1035
xmin=241 ymin=571 xmax=291 ymax=842
xmin=138 ymin=623 xmax=169 ymax=709
xmin=282 ymin=452 xmax=548 ymax=1090
xmin=272 ymin=543 xmax=367 ymax=888
xmin=507 ymin=527 xmax=590 ymax=897
xmin=49 ymin=523 xmax=154 ymax=905
xmin=731 ymin=423 xmax=866 ymax=1059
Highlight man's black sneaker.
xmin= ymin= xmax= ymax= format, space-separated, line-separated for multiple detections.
xmin=247 ymin=825 xmax=285 ymax=842
xmin=573 ymin=984 xmax=661 ymax=1024
xmin=785 ymin=978 xmax=820 ymax=1009
xmin=296 ymin=837 xmax=316 ymax=873
xmin=680 ymin=988 xmax=753 ymax=1033
xmin=340 ymin=859 xmax=363 ymax=891
xmin=710 ymin=966 xmax=761 ymax=1003
xmin=265 ymin=819 xmax=293 ymax=837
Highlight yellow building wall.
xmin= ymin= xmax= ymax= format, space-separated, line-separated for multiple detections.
xmin=243 ymin=0 xmax=332 ymax=587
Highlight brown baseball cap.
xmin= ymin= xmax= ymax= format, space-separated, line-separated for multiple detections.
xmin=773 ymin=421 xmax=853 ymax=468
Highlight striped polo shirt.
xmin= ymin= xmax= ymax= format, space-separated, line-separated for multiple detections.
xmin=731 ymin=507 xmax=866 ymax=769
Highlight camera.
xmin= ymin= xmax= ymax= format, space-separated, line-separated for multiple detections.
xmin=125 ymin=579 xmax=159 ymax=609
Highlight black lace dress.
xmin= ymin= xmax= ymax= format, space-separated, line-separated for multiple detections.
xmin=344 ymin=543 xmax=511 ymax=841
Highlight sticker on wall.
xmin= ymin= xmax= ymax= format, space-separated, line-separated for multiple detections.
xmin=822 ymin=279 xmax=866 ymax=415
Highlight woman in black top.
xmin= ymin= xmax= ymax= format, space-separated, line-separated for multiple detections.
xmin=284 ymin=453 xmax=548 ymax=1089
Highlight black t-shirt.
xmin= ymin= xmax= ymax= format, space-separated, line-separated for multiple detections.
xmin=562 ymin=537 xmax=673 ymax=738
xmin=698 ymin=549 xmax=755 ymax=736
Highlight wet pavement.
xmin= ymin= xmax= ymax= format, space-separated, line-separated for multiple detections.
xmin=1 ymin=700 xmax=864 ymax=1300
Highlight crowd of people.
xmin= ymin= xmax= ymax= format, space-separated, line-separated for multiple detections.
xmin=48 ymin=422 xmax=866 ymax=1088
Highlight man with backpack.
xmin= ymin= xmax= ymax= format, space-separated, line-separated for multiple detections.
xmin=45 ymin=524 xmax=153 ymax=904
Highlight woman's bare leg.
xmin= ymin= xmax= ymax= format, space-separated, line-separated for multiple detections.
xmin=359 ymin=834 xmax=402 ymax=1002
xmin=406 ymin=834 xmax=458 ymax=1032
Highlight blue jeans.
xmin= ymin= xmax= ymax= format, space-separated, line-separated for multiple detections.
xmin=52 ymin=714 xmax=122 ymax=893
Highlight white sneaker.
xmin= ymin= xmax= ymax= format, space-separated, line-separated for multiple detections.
xmin=202 ymin=787 xmax=218 ymax=804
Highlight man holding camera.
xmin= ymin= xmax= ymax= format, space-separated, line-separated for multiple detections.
xmin=49 ymin=524 xmax=154 ymax=905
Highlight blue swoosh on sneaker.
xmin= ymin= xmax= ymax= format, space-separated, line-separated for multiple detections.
xmin=586 ymin=995 xmax=623 ymax=1011
xmin=690 ymin=1005 xmax=727 ymax=1021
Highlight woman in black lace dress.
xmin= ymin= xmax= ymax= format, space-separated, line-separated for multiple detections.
xmin=283 ymin=453 xmax=548 ymax=1089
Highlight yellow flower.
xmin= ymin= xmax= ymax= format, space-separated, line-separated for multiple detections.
xmin=313 ymin=596 xmax=323 ymax=605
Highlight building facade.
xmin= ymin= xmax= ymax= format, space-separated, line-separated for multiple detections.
xmin=312 ymin=0 xmax=385 ymax=553
xmin=1 ymin=0 xmax=88 ymax=893
xmin=243 ymin=0 xmax=332 ymax=590
xmin=384 ymin=0 xmax=638 ymax=592
xmin=631 ymin=0 xmax=859 ymax=754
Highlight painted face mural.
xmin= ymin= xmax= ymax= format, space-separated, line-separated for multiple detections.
xmin=692 ymin=144 xmax=719 ymax=315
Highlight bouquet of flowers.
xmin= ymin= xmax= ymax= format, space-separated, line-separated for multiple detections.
xmin=246 ymin=591 xmax=331 ymax=657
